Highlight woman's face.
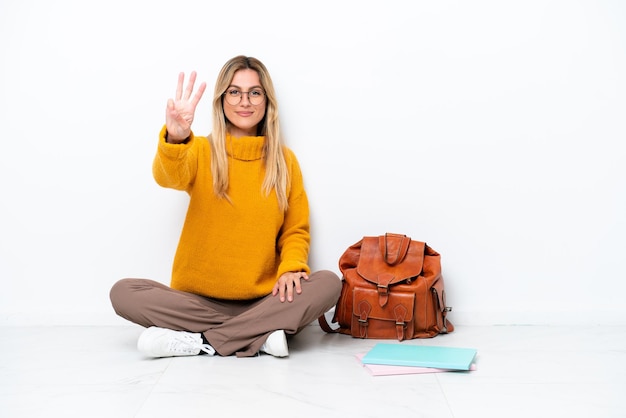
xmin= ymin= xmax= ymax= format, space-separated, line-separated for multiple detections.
xmin=223 ymin=68 xmax=267 ymax=137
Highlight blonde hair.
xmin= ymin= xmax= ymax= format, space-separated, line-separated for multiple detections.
xmin=209 ymin=55 xmax=289 ymax=211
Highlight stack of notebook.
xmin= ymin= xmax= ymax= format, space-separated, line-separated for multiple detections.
xmin=357 ymin=343 xmax=478 ymax=376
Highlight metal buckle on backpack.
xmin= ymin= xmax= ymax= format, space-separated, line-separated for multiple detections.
xmin=377 ymin=284 xmax=389 ymax=295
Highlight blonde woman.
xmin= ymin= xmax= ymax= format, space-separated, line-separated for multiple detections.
xmin=110 ymin=56 xmax=341 ymax=358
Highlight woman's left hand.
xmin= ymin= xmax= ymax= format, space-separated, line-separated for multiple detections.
xmin=272 ymin=271 xmax=310 ymax=302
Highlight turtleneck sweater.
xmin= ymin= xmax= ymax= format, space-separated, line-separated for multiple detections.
xmin=153 ymin=126 xmax=310 ymax=300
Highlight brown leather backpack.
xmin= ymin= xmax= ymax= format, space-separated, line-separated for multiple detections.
xmin=318 ymin=233 xmax=453 ymax=340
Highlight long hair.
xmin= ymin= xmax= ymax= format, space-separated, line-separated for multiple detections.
xmin=209 ymin=55 xmax=289 ymax=211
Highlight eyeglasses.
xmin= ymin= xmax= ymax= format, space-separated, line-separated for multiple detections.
xmin=223 ymin=87 xmax=266 ymax=106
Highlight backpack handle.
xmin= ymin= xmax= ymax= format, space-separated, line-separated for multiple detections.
xmin=381 ymin=233 xmax=411 ymax=266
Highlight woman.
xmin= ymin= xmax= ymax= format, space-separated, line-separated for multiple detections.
xmin=110 ymin=56 xmax=341 ymax=358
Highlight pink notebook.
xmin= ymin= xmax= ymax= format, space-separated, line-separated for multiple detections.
xmin=356 ymin=353 xmax=477 ymax=376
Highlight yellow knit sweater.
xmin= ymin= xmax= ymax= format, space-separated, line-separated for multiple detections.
xmin=153 ymin=126 xmax=311 ymax=300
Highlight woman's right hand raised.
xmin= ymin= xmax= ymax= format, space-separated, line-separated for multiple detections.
xmin=165 ymin=71 xmax=206 ymax=143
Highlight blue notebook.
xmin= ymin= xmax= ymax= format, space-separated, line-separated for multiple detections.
xmin=361 ymin=343 xmax=477 ymax=371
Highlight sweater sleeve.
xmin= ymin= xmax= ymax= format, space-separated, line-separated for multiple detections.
xmin=152 ymin=125 xmax=199 ymax=191
xmin=276 ymin=149 xmax=311 ymax=278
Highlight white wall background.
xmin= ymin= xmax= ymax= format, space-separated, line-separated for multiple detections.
xmin=1 ymin=0 xmax=624 ymax=326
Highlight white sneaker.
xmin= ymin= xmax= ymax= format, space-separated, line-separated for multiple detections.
xmin=137 ymin=326 xmax=215 ymax=358
xmin=260 ymin=330 xmax=289 ymax=357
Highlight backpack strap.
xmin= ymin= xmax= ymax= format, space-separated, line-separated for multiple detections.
xmin=356 ymin=300 xmax=372 ymax=338
xmin=393 ymin=304 xmax=408 ymax=340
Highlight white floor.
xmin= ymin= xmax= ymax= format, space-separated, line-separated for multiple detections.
xmin=1 ymin=323 xmax=625 ymax=418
